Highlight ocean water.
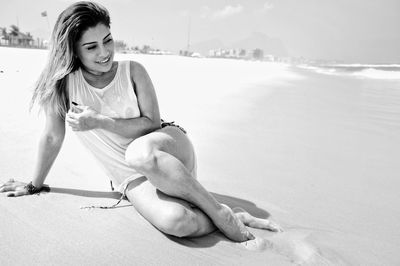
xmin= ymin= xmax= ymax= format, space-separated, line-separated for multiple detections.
xmin=204 ymin=63 xmax=400 ymax=264
xmin=298 ymin=63 xmax=400 ymax=80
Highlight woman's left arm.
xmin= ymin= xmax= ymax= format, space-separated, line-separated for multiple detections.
xmin=67 ymin=61 xmax=161 ymax=139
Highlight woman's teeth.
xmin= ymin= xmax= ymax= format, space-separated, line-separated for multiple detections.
xmin=97 ymin=56 xmax=110 ymax=64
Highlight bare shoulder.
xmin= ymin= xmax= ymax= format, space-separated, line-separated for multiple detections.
xmin=128 ymin=60 xmax=154 ymax=95
xmin=129 ymin=60 xmax=148 ymax=79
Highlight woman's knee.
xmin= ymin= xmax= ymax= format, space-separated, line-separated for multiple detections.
xmin=157 ymin=206 xmax=199 ymax=238
xmin=125 ymin=138 xmax=158 ymax=172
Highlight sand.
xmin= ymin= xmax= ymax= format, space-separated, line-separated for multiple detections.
xmin=1 ymin=47 xmax=400 ymax=265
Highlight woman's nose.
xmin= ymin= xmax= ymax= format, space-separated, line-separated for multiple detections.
xmin=98 ymin=44 xmax=109 ymax=57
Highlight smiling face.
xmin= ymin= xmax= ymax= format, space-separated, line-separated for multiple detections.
xmin=76 ymin=23 xmax=115 ymax=75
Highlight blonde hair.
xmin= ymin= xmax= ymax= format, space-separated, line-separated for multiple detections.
xmin=30 ymin=1 xmax=110 ymax=117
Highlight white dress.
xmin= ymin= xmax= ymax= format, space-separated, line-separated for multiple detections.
xmin=68 ymin=61 xmax=143 ymax=193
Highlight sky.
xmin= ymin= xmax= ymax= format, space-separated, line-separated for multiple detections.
xmin=0 ymin=0 xmax=399 ymax=63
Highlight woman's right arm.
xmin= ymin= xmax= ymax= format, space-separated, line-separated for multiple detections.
xmin=32 ymin=108 xmax=66 ymax=188
xmin=0 ymin=108 xmax=65 ymax=197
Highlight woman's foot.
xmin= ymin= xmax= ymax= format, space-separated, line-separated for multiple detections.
xmin=233 ymin=207 xmax=283 ymax=232
xmin=213 ymin=204 xmax=255 ymax=242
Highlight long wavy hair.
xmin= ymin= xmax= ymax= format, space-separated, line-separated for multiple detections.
xmin=30 ymin=1 xmax=111 ymax=118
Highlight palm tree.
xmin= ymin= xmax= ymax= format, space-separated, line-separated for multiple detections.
xmin=0 ymin=27 xmax=10 ymax=45
xmin=9 ymin=25 xmax=20 ymax=36
xmin=10 ymin=25 xmax=19 ymax=37
xmin=9 ymin=25 xmax=20 ymax=45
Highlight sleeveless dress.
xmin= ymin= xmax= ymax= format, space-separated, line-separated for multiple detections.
xmin=68 ymin=61 xmax=143 ymax=193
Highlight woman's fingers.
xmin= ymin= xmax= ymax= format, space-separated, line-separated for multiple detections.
xmin=0 ymin=185 xmax=15 ymax=193
xmin=0 ymin=180 xmax=27 ymax=193
xmin=0 ymin=179 xmax=14 ymax=188
xmin=67 ymin=110 xmax=76 ymax=117
xmin=66 ymin=115 xmax=78 ymax=124
xmin=67 ymin=121 xmax=80 ymax=131
xmin=6 ymin=189 xmax=28 ymax=197
xmin=0 ymin=180 xmax=29 ymax=196
xmin=66 ymin=115 xmax=81 ymax=131
xmin=72 ymin=105 xmax=84 ymax=113
xmin=67 ymin=122 xmax=79 ymax=129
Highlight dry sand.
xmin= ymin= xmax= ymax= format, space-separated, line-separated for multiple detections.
xmin=1 ymin=47 xmax=400 ymax=265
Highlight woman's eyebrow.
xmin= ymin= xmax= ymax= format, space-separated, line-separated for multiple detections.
xmin=82 ymin=33 xmax=112 ymax=46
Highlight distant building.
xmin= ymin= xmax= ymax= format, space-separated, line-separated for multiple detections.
xmin=252 ymin=48 xmax=264 ymax=60
xmin=209 ymin=48 xmax=269 ymax=60
xmin=207 ymin=47 xmax=293 ymax=63
xmin=190 ymin=52 xmax=202 ymax=58
xmin=264 ymin=54 xmax=275 ymax=62
xmin=0 ymin=26 xmax=34 ymax=47
xmin=208 ymin=49 xmax=219 ymax=57
xmin=13 ymin=32 xmax=33 ymax=46
xmin=209 ymin=48 xmax=242 ymax=58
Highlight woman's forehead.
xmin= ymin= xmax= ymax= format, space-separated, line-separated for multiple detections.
xmin=79 ymin=23 xmax=111 ymax=43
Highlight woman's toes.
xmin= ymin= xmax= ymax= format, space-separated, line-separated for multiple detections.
xmin=266 ymin=220 xmax=283 ymax=232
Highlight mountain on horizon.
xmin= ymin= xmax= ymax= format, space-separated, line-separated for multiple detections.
xmin=231 ymin=32 xmax=288 ymax=57
xmin=190 ymin=32 xmax=288 ymax=57
xmin=188 ymin=38 xmax=225 ymax=55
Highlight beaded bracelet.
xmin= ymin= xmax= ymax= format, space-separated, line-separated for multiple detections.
xmin=24 ymin=182 xmax=50 ymax=194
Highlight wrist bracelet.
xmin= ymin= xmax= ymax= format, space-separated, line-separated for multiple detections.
xmin=24 ymin=182 xmax=50 ymax=194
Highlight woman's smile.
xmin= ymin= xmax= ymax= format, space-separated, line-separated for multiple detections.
xmin=96 ymin=55 xmax=111 ymax=64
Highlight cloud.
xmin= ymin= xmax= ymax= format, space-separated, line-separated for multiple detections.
xmin=201 ymin=4 xmax=243 ymax=20
xmin=200 ymin=6 xmax=212 ymax=19
xmin=214 ymin=4 xmax=243 ymax=19
xmin=253 ymin=1 xmax=274 ymax=15
xmin=262 ymin=1 xmax=274 ymax=11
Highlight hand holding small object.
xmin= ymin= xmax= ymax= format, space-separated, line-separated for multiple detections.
xmin=66 ymin=102 xmax=101 ymax=131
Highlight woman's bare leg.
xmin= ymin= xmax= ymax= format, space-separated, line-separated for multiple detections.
xmin=125 ymin=126 xmax=254 ymax=242
xmin=125 ymin=178 xmax=282 ymax=239
xmin=125 ymin=176 xmax=216 ymax=237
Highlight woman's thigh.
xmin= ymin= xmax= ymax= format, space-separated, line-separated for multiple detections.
xmin=128 ymin=126 xmax=196 ymax=173
xmin=125 ymin=176 xmax=197 ymax=234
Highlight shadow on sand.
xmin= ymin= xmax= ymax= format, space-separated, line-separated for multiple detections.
xmin=49 ymin=187 xmax=270 ymax=217
xmin=166 ymin=192 xmax=272 ymax=248
xmin=50 ymin=187 xmax=122 ymax=199
xmin=49 ymin=186 xmax=272 ymax=248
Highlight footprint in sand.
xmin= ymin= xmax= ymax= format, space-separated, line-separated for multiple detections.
xmin=239 ymin=230 xmax=347 ymax=265
xmin=267 ymin=230 xmax=348 ymax=265
xmin=240 ymin=237 xmax=272 ymax=252
xmin=271 ymin=233 xmax=321 ymax=264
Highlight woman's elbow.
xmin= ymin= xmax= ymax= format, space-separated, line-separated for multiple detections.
xmin=152 ymin=117 xmax=162 ymax=131
xmin=42 ymin=131 xmax=65 ymax=147
xmin=143 ymin=116 xmax=161 ymax=134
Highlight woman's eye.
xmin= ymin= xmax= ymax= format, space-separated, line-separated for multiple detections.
xmin=105 ymin=39 xmax=113 ymax=44
xmin=87 ymin=46 xmax=96 ymax=50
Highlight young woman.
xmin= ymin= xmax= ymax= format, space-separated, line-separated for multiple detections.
xmin=0 ymin=1 xmax=282 ymax=242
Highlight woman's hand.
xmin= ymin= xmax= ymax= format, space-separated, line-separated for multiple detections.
xmin=66 ymin=105 xmax=101 ymax=131
xmin=0 ymin=179 xmax=29 ymax=197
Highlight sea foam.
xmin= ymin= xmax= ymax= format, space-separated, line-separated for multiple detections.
xmin=298 ymin=64 xmax=400 ymax=80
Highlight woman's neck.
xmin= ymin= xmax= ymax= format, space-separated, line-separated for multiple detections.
xmin=81 ymin=61 xmax=117 ymax=78
xmin=81 ymin=61 xmax=118 ymax=88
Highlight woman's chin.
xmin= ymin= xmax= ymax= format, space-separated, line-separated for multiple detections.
xmin=86 ymin=61 xmax=114 ymax=75
xmin=96 ymin=59 xmax=113 ymax=70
